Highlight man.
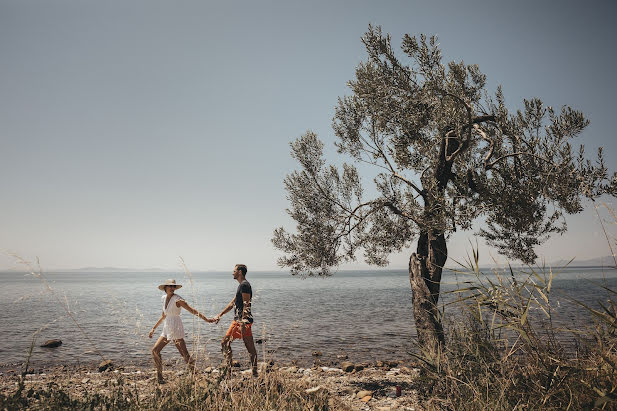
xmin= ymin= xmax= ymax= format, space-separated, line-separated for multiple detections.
xmin=214 ymin=264 xmax=258 ymax=377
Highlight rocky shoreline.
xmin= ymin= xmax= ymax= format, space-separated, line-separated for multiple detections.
xmin=0 ymin=359 xmax=423 ymax=410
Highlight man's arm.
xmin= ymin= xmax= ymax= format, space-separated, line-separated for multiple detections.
xmin=240 ymin=293 xmax=251 ymax=322
xmin=215 ymin=298 xmax=236 ymax=322
xmin=239 ymin=292 xmax=251 ymax=331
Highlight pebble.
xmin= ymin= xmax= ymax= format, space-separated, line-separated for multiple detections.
xmin=360 ymin=395 xmax=372 ymax=402
xmin=320 ymin=367 xmax=343 ymax=373
xmin=356 ymin=390 xmax=373 ymax=398
xmin=305 ymin=385 xmax=323 ymax=394
xmin=98 ymin=360 xmax=113 ymax=372
xmin=341 ymin=361 xmax=354 ymax=372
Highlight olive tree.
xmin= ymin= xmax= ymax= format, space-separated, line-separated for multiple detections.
xmin=272 ymin=26 xmax=617 ymax=351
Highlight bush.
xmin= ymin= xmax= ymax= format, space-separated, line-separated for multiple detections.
xmin=415 ymin=252 xmax=617 ymax=410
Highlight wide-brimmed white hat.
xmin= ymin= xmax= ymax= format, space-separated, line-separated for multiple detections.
xmin=158 ymin=279 xmax=182 ymax=291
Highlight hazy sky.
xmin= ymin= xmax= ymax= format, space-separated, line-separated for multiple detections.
xmin=1 ymin=0 xmax=616 ymax=271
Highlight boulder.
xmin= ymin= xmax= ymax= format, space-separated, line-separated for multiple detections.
xmin=340 ymin=361 xmax=354 ymax=372
xmin=40 ymin=339 xmax=62 ymax=348
xmin=98 ymin=360 xmax=113 ymax=372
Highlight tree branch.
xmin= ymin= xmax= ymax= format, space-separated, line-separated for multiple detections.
xmin=383 ymin=201 xmax=421 ymax=225
xmin=487 ymin=152 xmax=555 ymax=170
xmin=473 ymin=124 xmax=495 ymax=168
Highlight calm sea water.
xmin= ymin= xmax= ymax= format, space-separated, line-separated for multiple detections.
xmin=1 ymin=266 xmax=616 ymax=370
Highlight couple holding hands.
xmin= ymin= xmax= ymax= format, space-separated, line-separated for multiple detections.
xmin=148 ymin=264 xmax=257 ymax=383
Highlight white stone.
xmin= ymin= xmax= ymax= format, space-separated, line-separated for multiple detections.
xmin=305 ymin=385 xmax=323 ymax=394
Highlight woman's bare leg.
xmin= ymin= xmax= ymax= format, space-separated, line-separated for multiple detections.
xmin=151 ymin=336 xmax=169 ymax=383
xmin=174 ymin=339 xmax=196 ymax=373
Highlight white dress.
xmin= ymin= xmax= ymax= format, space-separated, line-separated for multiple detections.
xmin=160 ymin=294 xmax=185 ymax=340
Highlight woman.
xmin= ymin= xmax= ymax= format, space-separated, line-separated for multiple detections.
xmin=149 ymin=279 xmax=214 ymax=384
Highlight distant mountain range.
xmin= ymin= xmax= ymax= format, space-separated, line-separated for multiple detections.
xmin=70 ymin=267 xmax=172 ymax=272
xmin=1 ymin=256 xmax=614 ymax=273
xmin=549 ymin=255 xmax=616 ymax=268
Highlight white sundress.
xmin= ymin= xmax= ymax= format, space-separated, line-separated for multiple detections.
xmin=160 ymin=294 xmax=185 ymax=340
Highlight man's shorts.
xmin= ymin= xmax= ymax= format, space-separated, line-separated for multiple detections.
xmin=225 ymin=320 xmax=253 ymax=339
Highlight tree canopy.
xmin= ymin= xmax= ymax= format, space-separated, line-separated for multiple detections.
xmin=273 ymin=25 xmax=617 ymax=277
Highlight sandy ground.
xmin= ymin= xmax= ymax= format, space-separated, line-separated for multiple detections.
xmin=0 ymin=360 xmax=423 ymax=410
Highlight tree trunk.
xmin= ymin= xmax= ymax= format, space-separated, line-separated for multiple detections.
xmin=409 ymin=229 xmax=447 ymax=353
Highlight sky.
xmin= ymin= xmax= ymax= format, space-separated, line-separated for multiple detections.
xmin=1 ymin=0 xmax=616 ymax=272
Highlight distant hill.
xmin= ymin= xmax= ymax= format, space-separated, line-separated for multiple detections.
xmin=550 ymin=255 xmax=616 ymax=268
xmin=70 ymin=267 xmax=172 ymax=272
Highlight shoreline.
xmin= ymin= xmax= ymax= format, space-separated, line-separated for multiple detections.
xmin=0 ymin=359 xmax=422 ymax=410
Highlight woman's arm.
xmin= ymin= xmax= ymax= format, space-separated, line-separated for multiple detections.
xmin=177 ymin=300 xmax=216 ymax=323
xmin=149 ymin=312 xmax=166 ymax=338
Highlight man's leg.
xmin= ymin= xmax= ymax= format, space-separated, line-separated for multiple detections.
xmin=221 ymin=335 xmax=233 ymax=372
xmin=243 ymin=335 xmax=258 ymax=377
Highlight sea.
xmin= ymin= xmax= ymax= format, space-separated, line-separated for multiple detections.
xmin=1 ymin=266 xmax=616 ymax=371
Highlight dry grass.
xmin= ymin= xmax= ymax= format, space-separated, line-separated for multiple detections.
xmin=415 ymin=239 xmax=617 ymax=410
xmin=0 ymin=369 xmax=333 ymax=410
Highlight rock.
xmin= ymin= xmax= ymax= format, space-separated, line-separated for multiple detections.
xmin=232 ymin=360 xmax=241 ymax=367
xmin=81 ymin=378 xmax=90 ymax=384
xmin=360 ymin=395 xmax=372 ymax=402
xmin=204 ymin=367 xmax=213 ymax=373
xmin=285 ymin=366 xmax=298 ymax=373
xmin=341 ymin=361 xmax=354 ymax=372
xmin=305 ymin=385 xmax=323 ymax=394
xmin=40 ymin=339 xmax=62 ymax=348
xmin=337 ymin=354 xmax=348 ymax=360
xmin=376 ymin=360 xmax=385 ymax=367
xmin=312 ymin=351 xmax=322 ymax=357
xmin=356 ymin=390 xmax=373 ymax=399
xmin=354 ymin=364 xmax=365 ymax=372
xmin=255 ymin=338 xmax=267 ymax=344
xmin=98 ymin=360 xmax=113 ymax=372
xmin=321 ymin=367 xmax=343 ymax=373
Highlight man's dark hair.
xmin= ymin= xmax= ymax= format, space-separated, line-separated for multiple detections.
xmin=235 ymin=264 xmax=247 ymax=276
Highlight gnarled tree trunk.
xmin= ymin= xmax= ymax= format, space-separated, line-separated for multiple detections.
xmin=409 ymin=229 xmax=447 ymax=353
